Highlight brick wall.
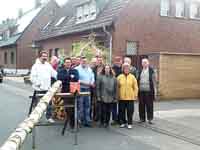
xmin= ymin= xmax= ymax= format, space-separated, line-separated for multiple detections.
xmin=16 ymin=1 xmax=59 ymax=69
xmin=112 ymin=0 xmax=200 ymax=56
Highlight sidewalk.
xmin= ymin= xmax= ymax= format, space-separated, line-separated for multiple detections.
xmin=4 ymin=76 xmax=25 ymax=83
xmin=113 ymin=100 xmax=200 ymax=148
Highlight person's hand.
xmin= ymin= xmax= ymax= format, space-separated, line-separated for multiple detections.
xmin=90 ymin=83 xmax=95 ymax=88
xmin=154 ymin=89 xmax=158 ymax=100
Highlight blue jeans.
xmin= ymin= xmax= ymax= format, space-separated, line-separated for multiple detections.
xmin=78 ymin=88 xmax=91 ymax=125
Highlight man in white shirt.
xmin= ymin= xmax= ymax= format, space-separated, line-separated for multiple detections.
xmin=30 ymin=51 xmax=57 ymax=123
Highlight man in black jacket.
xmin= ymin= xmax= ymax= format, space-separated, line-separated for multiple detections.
xmin=138 ymin=58 xmax=156 ymax=124
xmin=57 ymin=57 xmax=79 ymax=128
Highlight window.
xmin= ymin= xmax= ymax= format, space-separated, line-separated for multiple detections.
xmin=54 ymin=48 xmax=65 ymax=58
xmin=84 ymin=4 xmax=90 ymax=19
xmin=190 ymin=3 xmax=200 ymax=19
xmin=76 ymin=0 xmax=97 ymax=24
xmin=160 ymin=0 xmax=170 ymax=16
xmin=0 ymin=35 xmax=2 ymax=40
xmin=55 ymin=48 xmax=59 ymax=57
xmin=77 ymin=6 xmax=84 ymax=21
xmin=175 ymin=1 xmax=185 ymax=18
xmin=4 ymin=52 xmax=7 ymax=64
xmin=7 ymin=30 xmax=10 ymax=38
xmin=126 ymin=41 xmax=137 ymax=55
xmin=42 ymin=21 xmax=52 ymax=30
xmin=89 ymin=0 xmax=97 ymax=19
xmin=55 ymin=17 xmax=66 ymax=26
xmin=49 ymin=49 xmax=52 ymax=60
xmin=10 ymin=52 xmax=14 ymax=64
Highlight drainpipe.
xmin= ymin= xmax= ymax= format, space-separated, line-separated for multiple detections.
xmin=15 ymin=45 xmax=18 ymax=74
xmin=103 ymin=25 xmax=112 ymax=64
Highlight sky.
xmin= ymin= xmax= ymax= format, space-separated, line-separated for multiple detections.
xmin=0 ymin=0 xmax=68 ymax=22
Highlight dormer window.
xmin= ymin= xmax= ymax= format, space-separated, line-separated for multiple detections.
xmin=77 ymin=6 xmax=84 ymax=20
xmin=42 ymin=21 xmax=52 ymax=30
xmin=160 ymin=0 xmax=170 ymax=16
xmin=76 ymin=0 xmax=97 ymax=24
xmin=190 ymin=2 xmax=200 ymax=19
xmin=175 ymin=0 xmax=185 ymax=18
xmin=55 ymin=17 xmax=66 ymax=26
xmin=2 ymin=30 xmax=10 ymax=40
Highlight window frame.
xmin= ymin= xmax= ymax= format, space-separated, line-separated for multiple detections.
xmin=76 ymin=0 xmax=97 ymax=24
xmin=126 ymin=41 xmax=138 ymax=56
xmin=189 ymin=2 xmax=200 ymax=19
xmin=10 ymin=51 xmax=15 ymax=65
xmin=55 ymin=17 xmax=66 ymax=27
xmin=175 ymin=0 xmax=186 ymax=18
xmin=160 ymin=0 xmax=170 ymax=17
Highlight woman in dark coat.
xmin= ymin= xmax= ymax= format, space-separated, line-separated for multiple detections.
xmin=96 ymin=64 xmax=117 ymax=128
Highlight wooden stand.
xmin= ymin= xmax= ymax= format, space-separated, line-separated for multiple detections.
xmin=29 ymin=92 xmax=90 ymax=149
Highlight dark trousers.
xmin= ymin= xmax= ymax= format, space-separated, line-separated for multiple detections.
xmin=102 ymin=102 xmax=112 ymax=125
xmin=29 ymin=90 xmax=47 ymax=115
xmin=139 ymin=91 xmax=154 ymax=121
xmin=119 ymin=100 xmax=134 ymax=125
xmin=64 ymin=98 xmax=74 ymax=128
xmin=90 ymin=87 xmax=96 ymax=120
xmin=111 ymin=103 xmax=118 ymax=122
xmin=95 ymin=101 xmax=103 ymax=123
xmin=30 ymin=90 xmax=53 ymax=119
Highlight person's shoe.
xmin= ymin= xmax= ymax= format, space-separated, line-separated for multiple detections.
xmin=111 ymin=121 xmax=118 ymax=126
xmin=127 ymin=125 xmax=132 ymax=129
xmin=120 ymin=124 xmax=126 ymax=128
xmin=47 ymin=118 xmax=55 ymax=123
xmin=104 ymin=123 xmax=109 ymax=128
xmin=138 ymin=120 xmax=145 ymax=124
xmin=148 ymin=120 xmax=153 ymax=125
xmin=84 ymin=123 xmax=92 ymax=128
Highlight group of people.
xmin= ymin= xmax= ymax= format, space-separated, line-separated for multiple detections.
xmin=30 ymin=51 xmax=156 ymax=130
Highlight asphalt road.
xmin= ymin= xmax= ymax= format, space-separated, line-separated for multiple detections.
xmin=1 ymin=79 xmax=200 ymax=150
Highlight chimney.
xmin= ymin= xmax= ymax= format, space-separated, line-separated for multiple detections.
xmin=35 ymin=0 xmax=42 ymax=9
xmin=18 ymin=8 xmax=24 ymax=19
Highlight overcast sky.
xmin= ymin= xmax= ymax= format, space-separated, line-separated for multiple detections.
xmin=0 ymin=0 xmax=68 ymax=22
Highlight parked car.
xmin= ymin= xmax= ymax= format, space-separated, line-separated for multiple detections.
xmin=23 ymin=70 xmax=31 ymax=85
xmin=0 ymin=71 xmax=3 ymax=83
xmin=24 ymin=75 xmax=31 ymax=84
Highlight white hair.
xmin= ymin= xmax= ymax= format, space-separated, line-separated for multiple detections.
xmin=124 ymin=57 xmax=131 ymax=65
xmin=142 ymin=58 xmax=149 ymax=65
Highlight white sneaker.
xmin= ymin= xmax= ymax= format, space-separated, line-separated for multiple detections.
xmin=127 ymin=125 xmax=132 ymax=129
xmin=120 ymin=124 xmax=126 ymax=128
xmin=47 ymin=118 xmax=55 ymax=123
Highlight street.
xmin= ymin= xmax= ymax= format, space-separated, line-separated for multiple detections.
xmin=1 ymin=78 xmax=200 ymax=150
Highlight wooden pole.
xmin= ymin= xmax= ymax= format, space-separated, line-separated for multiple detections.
xmin=0 ymin=81 xmax=62 ymax=150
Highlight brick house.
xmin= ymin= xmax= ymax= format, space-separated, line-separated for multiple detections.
xmin=37 ymin=0 xmax=200 ymax=67
xmin=0 ymin=0 xmax=59 ymax=74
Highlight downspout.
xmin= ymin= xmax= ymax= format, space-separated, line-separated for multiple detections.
xmin=15 ymin=45 xmax=18 ymax=74
xmin=103 ymin=25 xmax=112 ymax=64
